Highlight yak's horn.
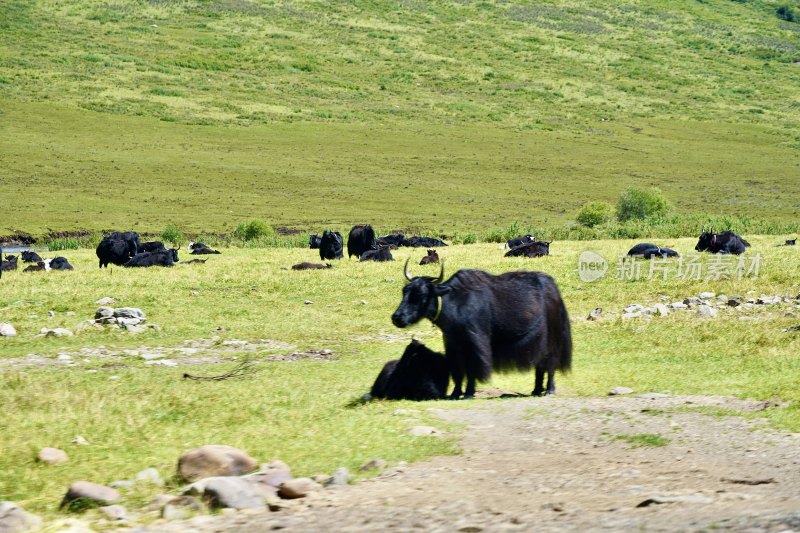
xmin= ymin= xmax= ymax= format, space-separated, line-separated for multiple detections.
xmin=403 ymin=257 xmax=412 ymax=282
xmin=434 ymin=261 xmax=445 ymax=284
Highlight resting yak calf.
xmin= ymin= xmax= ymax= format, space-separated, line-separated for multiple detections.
xmin=419 ymin=249 xmax=439 ymax=265
xmin=626 ymin=243 xmax=679 ymax=259
xmin=368 ymin=340 xmax=449 ymax=401
xmin=392 ymin=260 xmax=572 ymax=399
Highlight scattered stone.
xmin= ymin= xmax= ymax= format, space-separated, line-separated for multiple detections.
xmin=195 ymin=476 xmax=265 ymax=510
xmin=37 ymin=447 xmax=69 ymax=465
xmin=260 ymin=460 xmax=291 ymax=474
xmin=0 ymin=501 xmax=42 ymax=533
xmin=609 ymin=387 xmax=634 ymax=396
xmin=47 ymin=310 xmax=56 ymax=318
xmin=98 ymin=504 xmax=127 ymax=521
xmin=698 ymin=292 xmax=715 ymax=299
xmin=108 ymin=480 xmax=135 ymax=490
xmin=278 ymin=478 xmax=323 ymax=499
xmin=304 ymin=300 xmax=313 ymax=305
xmin=72 ymin=436 xmax=89 ymax=446
xmin=669 ymin=302 xmax=688 ymax=310
xmin=622 ymin=312 xmax=642 ymax=319
xmin=408 ymin=425 xmax=442 ymax=436
xmin=40 ymin=328 xmax=73 ymax=337
xmin=360 ymin=300 xmax=368 ymax=305
xmin=135 ymin=467 xmax=163 ymax=486
xmin=94 ymin=307 xmax=115 ymax=320
xmin=652 ymin=303 xmax=670 ymax=317
xmin=177 ymin=445 xmax=258 ymax=483
xmin=636 ymin=494 xmax=714 ymax=507
xmin=623 ymin=304 xmax=644 ymax=314
xmin=61 ymin=481 xmax=121 ymax=509
xmin=161 ymin=496 xmax=204 ymax=521
xmin=586 ymin=307 xmax=602 ymax=321
xmin=359 ymin=459 xmax=387 ymax=472
xmin=95 ymin=297 xmax=116 ymax=306
xmin=328 ymin=467 xmax=349 ymax=486
xmin=697 ymin=305 xmax=718 ymax=318
xmin=114 ymin=308 xmax=144 ymax=319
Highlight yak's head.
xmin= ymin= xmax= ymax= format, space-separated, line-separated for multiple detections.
xmin=695 ymin=227 xmax=713 ymax=252
xmin=169 ymin=248 xmax=180 ymax=262
xmin=391 ymin=259 xmax=445 ymax=328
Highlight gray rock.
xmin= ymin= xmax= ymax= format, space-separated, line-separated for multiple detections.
xmin=113 ymin=308 xmax=145 ymax=319
xmin=623 ymin=304 xmax=644 ymax=314
xmin=622 ymin=312 xmax=642 ymax=319
xmin=359 ymin=459 xmax=387 ymax=472
xmin=37 ymin=447 xmax=69 ymax=465
xmin=697 ymin=305 xmax=718 ymax=318
xmin=609 ymin=387 xmax=634 ymax=396
xmin=260 ymin=460 xmax=291 ymax=475
xmin=61 ymin=481 xmax=121 ymax=509
xmin=98 ymin=504 xmax=127 ymax=521
xmin=329 ymin=467 xmax=349 ymax=486
xmin=0 ymin=501 xmax=42 ymax=533
xmin=683 ymin=297 xmax=700 ymax=306
xmin=278 ymin=478 xmax=323 ymax=499
xmin=408 ymin=425 xmax=442 ymax=436
xmin=669 ymin=302 xmax=688 ymax=310
xmin=177 ymin=445 xmax=258 ymax=482
xmin=0 ymin=323 xmax=18 ymax=337
xmin=312 ymin=474 xmax=332 ymax=485
xmin=161 ymin=496 xmax=204 ymax=521
xmin=95 ymin=297 xmax=116 ymax=306
xmin=698 ymin=292 xmax=715 ymax=299
xmin=195 ymin=477 xmax=265 ymax=510
xmin=47 ymin=311 xmax=56 ymax=318
xmin=652 ymin=303 xmax=670 ymax=317
xmin=586 ymin=307 xmax=603 ymax=321
xmin=72 ymin=436 xmax=89 ymax=446
xmin=116 ymin=317 xmax=142 ymax=327
xmin=108 ymin=480 xmax=134 ymax=490
xmin=95 ymin=307 xmax=115 ymax=320
xmin=135 ymin=467 xmax=163 ymax=486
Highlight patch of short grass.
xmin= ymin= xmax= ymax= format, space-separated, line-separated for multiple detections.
xmin=613 ymin=433 xmax=671 ymax=448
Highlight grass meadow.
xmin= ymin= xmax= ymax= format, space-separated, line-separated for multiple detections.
xmin=2 ymin=237 xmax=800 ymax=518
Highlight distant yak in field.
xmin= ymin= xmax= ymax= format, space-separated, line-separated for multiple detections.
xmin=626 ymin=243 xmax=680 ymax=259
xmin=292 ymin=262 xmax=332 ymax=270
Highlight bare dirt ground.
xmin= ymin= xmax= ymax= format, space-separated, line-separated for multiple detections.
xmin=138 ymin=392 xmax=800 ymax=533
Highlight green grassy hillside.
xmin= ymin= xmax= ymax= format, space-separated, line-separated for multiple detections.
xmin=1 ymin=0 xmax=799 ymax=234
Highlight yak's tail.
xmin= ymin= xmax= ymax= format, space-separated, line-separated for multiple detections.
xmin=547 ymin=285 xmax=572 ymax=373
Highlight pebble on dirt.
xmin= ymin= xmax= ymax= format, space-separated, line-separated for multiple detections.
xmin=359 ymin=459 xmax=387 ymax=472
xmin=0 ymin=323 xmax=17 ymax=337
xmin=278 ymin=478 xmax=323 ymax=499
xmin=61 ymin=481 xmax=121 ymax=509
xmin=609 ymin=387 xmax=634 ymax=396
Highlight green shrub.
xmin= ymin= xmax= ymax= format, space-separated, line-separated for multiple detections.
xmin=777 ymin=5 xmax=796 ymax=22
xmin=233 ymin=220 xmax=274 ymax=242
xmin=616 ymin=187 xmax=671 ymax=222
xmin=576 ymin=201 xmax=615 ymax=227
xmin=161 ymin=224 xmax=185 ymax=247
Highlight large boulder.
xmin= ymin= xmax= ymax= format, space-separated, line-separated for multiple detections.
xmin=177 ymin=445 xmax=258 ymax=483
xmin=61 ymin=481 xmax=121 ymax=510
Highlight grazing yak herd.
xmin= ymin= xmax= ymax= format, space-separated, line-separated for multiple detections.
xmin=0 ymin=225 xmax=776 ymax=402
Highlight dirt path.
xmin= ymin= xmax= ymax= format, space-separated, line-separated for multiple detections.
xmin=142 ymin=393 xmax=800 ymax=533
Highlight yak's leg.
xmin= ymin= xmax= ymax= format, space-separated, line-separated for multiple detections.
xmin=462 ymin=328 xmax=492 ymax=400
xmin=464 ymin=375 xmax=477 ymax=399
xmin=449 ymin=366 xmax=463 ymax=400
xmin=532 ymin=367 xmax=545 ymax=396
xmin=544 ymin=368 xmax=556 ymax=395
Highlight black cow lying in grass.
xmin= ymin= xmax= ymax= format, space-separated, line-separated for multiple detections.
xmin=47 ymin=257 xmax=74 ymax=270
xmin=188 ymin=242 xmax=221 ymax=255
xmin=23 ymin=261 xmax=47 ymax=272
xmin=292 ymin=262 xmax=332 ymax=270
xmin=367 ymin=340 xmax=449 ymax=401
xmin=360 ymin=245 xmax=393 ymax=262
xmin=139 ymin=241 xmax=167 ymax=253
xmin=506 ymin=234 xmax=534 ymax=249
xmin=21 ymin=250 xmax=43 ymax=263
xmin=377 ymin=233 xmax=405 ymax=248
xmin=1 ymin=254 xmax=19 ymax=272
xmin=124 ymin=249 xmax=179 ymax=268
xmin=401 ymin=236 xmax=447 ymax=248
xmin=695 ymin=228 xmax=750 ymax=255
xmin=626 ymin=243 xmax=679 ymax=259
xmin=419 ymin=249 xmax=439 ymax=265
xmin=505 ymin=240 xmax=551 ymax=258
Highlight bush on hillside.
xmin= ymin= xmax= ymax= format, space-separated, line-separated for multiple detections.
xmin=777 ymin=5 xmax=796 ymax=22
xmin=616 ymin=187 xmax=671 ymax=222
xmin=161 ymin=224 xmax=185 ymax=247
xmin=233 ymin=220 xmax=275 ymax=242
xmin=576 ymin=201 xmax=615 ymax=227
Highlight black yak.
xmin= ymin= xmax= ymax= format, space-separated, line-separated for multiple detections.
xmin=48 ymin=257 xmax=74 ymax=270
xmin=319 ymin=230 xmax=344 ymax=260
xmin=139 ymin=241 xmax=167 ymax=253
xmin=505 ymin=241 xmax=551 ymax=258
xmin=419 ymin=249 xmax=439 ymax=265
xmin=107 ymin=231 xmax=140 ymax=256
xmin=360 ymin=245 xmax=393 ymax=262
xmin=23 ymin=261 xmax=47 ymax=272
xmin=401 ymin=236 xmax=447 ymax=248
xmin=292 ymin=262 xmax=332 ymax=270
xmin=368 ymin=340 xmax=449 ymax=401
xmin=188 ymin=242 xmax=221 ymax=255
xmin=97 ymin=237 xmax=136 ymax=268
xmin=309 ymin=234 xmax=322 ymax=249
xmin=695 ymin=228 xmax=750 ymax=255
xmin=626 ymin=243 xmax=679 ymax=259
xmin=377 ymin=233 xmax=405 ymax=248
xmin=506 ymin=234 xmax=534 ymax=249
xmin=124 ymin=249 xmax=179 ymax=268
xmin=391 ymin=260 xmax=572 ymax=399
xmin=1 ymin=254 xmax=18 ymax=272
xmin=347 ymin=225 xmax=377 ymax=258
xmin=21 ymin=250 xmax=43 ymax=263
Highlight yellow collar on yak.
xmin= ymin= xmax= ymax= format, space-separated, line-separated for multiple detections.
xmin=431 ymin=294 xmax=443 ymax=323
